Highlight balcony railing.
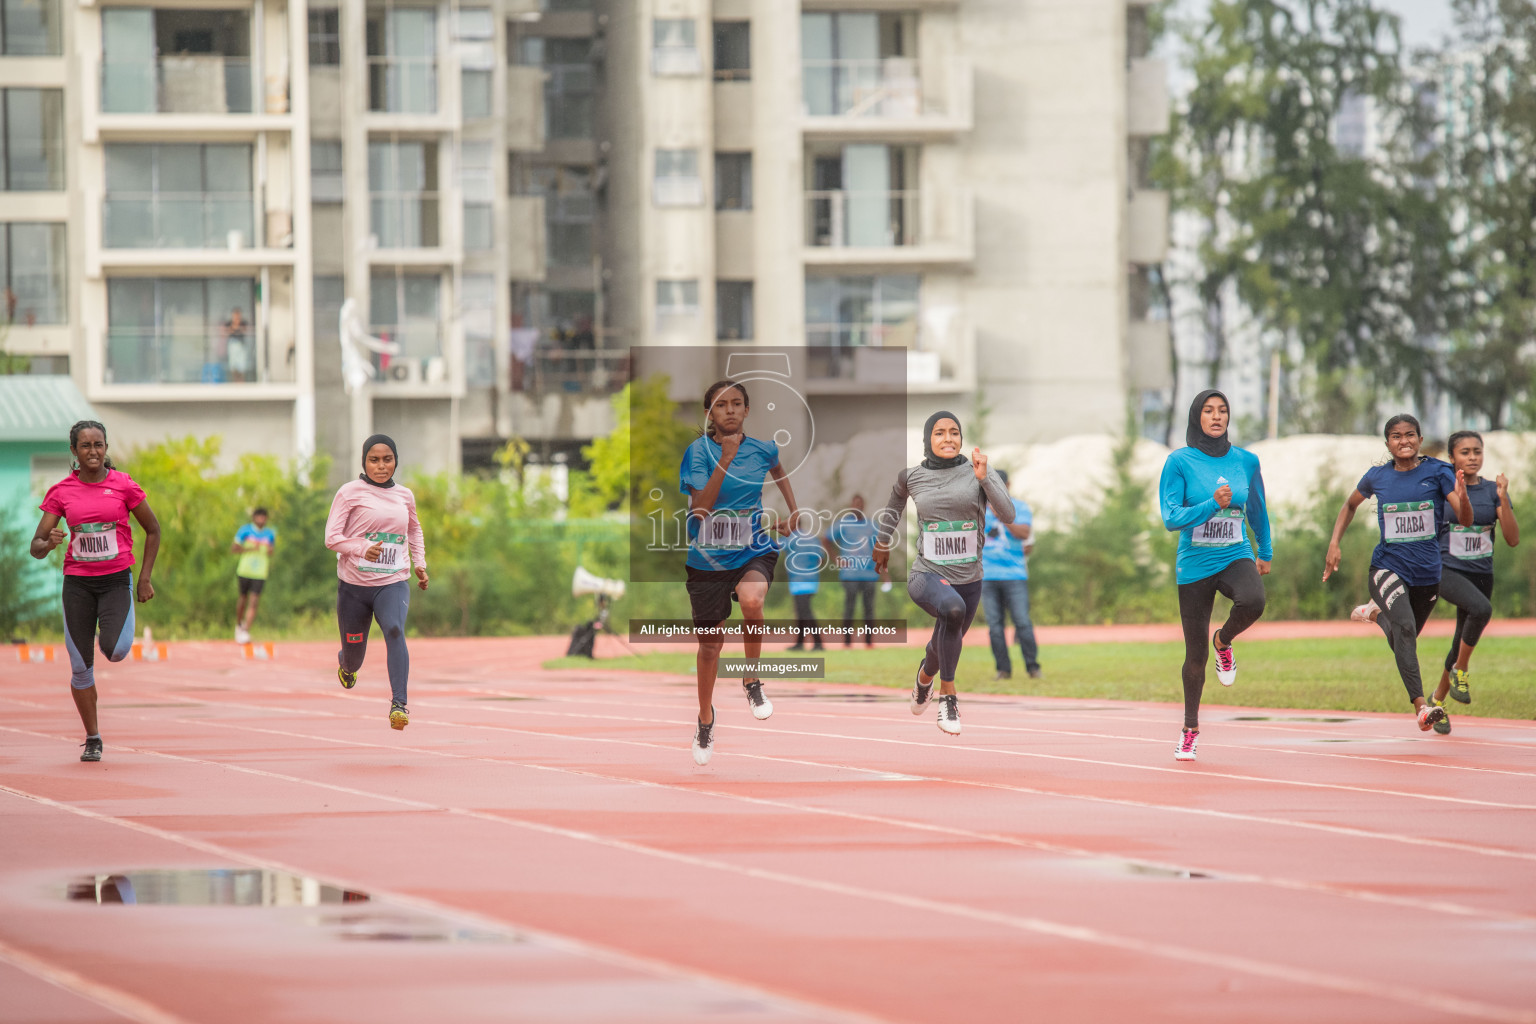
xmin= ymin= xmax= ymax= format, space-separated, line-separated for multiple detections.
xmin=802 ymin=57 xmax=972 ymax=131
xmin=806 ymin=189 xmax=918 ymax=248
xmin=514 ymin=348 xmax=629 ymax=397
xmin=369 ymin=193 xmax=441 ymax=248
xmin=101 ymin=57 xmax=254 ymax=115
xmin=103 ymin=193 xmax=256 ymax=250
xmin=804 ymin=314 xmax=975 ymax=393
xmin=105 ymin=326 xmax=286 ymax=386
xmin=369 ymin=324 xmax=445 ymax=384
xmin=367 ymin=56 xmax=437 ymax=114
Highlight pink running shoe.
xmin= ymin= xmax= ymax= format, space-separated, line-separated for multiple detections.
xmin=1213 ymin=633 xmax=1236 ymax=687
xmin=1350 ymin=602 xmax=1379 ymax=624
xmin=1175 ymin=728 xmax=1199 ymax=761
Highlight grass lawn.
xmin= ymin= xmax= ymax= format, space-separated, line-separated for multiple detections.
xmin=547 ymin=636 xmax=1536 ymax=721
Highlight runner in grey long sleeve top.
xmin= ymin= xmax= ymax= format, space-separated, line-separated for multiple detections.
xmin=873 ymin=411 xmax=1014 ymax=736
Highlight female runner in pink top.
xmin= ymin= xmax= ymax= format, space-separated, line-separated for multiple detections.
xmin=324 ymin=433 xmax=429 ymax=729
xmin=31 ymin=420 xmax=161 ymax=762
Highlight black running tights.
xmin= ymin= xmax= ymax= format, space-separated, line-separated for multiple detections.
xmin=1438 ymin=568 xmax=1494 ymax=673
xmin=1367 ymin=568 xmax=1439 ymax=704
xmin=1176 ymin=559 xmax=1266 ymax=729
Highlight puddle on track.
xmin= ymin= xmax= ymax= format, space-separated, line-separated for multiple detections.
xmin=1228 ymin=715 xmax=1357 ymax=723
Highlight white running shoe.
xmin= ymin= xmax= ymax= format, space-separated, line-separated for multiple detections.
xmin=910 ymin=661 xmax=934 ymax=715
xmin=692 ymin=708 xmax=715 ymax=766
xmin=1350 ymin=602 xmax=1380 ymax=624
xmin=1175 ymin=728 xmax=1199 ymax=761
xmin=1213 ymin=633 xmax=1237 ymax=687
xmin=742 ymin=679 xmax=772 ymax=720
xmin=936 ymin=694 xmax=962 ymax=735
xmin=235 ymin=625 xmax=251 ymax=645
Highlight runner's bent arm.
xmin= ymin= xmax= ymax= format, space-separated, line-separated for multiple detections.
xmin=30 ymin=512 xmax=64 ymax=559
xmin=1159 ymin=459 xmax=1217 ymax=531
xmin=131 ymin=500 xmax=161 ymax=601
xmin=324 ymin=488 xmax=370 ymax=558
xmin=405 ymin=490 xmax=428 ymax=569
xmin=1497 ymin=475 xmax=1519 ymax=547
xmin=1322 ymin=490 xmax=1367 ymax=581
xmin=1446 ymin=468 xmax=1473 ymax=528
xmin=686 ymin=437 xmax=738 ymax=515
xmin=768 ymin=462 xmax=800 ymax=533
xmin=1248 ymin=464 xmax=1274 ymax=562
xmin=980 ymin=470 xmax=1015 ymax=525
xmin=871 ymin=471 xmax=910 ymax=573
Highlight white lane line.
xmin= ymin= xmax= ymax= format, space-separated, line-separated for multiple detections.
xmin=6 ymin=693 xmax=1529 ymax=872
xmin=1 ymin=731 xmax=1531 ymax=1024
xmin=0 ymin=770 xmax=895 ymax=1024
xmin=113 ymin=708 xmax=1536 ymax=928
xmin=0 ymin=936 xmax=192 ymax=1024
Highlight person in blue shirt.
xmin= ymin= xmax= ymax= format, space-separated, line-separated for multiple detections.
xmin=981 ymin=470 xmax=1040 ymax=680
xmin=1325 ymin=413 xmax=1470 ymax=734
xmin=680 ymin=378 xmax=801 ymax=766
xmin=823 ymin=494 xmax=885 ymax=648
xmin=1158 ymin=390 xmax=1272 ymax=762
xmin=784 ymin=520 xmax=826 ymax=651
xmin=231 ymin=507 xmax=276 ymax=645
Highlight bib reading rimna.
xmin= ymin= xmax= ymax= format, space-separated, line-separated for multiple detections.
xmin=1356 ymin=458 xmax=1459 ymax=586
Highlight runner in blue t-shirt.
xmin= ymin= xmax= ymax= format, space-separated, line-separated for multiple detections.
xmin=1158 ymin=390 xmax=1272 ymax=762
xmin=679 ymin=378 xmax=801 ymax=765
xmin=1325 ymin=414 xmax=1470 ymax=733
xmin=981 ymin=470 xmax=1040 ymax=680
xmin=231 ymin=507 xmax=275 ymax=644
xmin=823 ymin=494 xmax=885 ymax=648
xmin=784 ymin=523 xmax=825 ymax=651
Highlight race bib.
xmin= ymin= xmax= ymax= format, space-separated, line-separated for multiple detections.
xmin=698 ymin=511 xmax=753 ymax=550
xmin=921 ymin=520 xmax=979 ymax=565
xmin=70 ymin=522 xmax=120 ymax=562
xmin=1447 ymin=525 xmax=1494 ymax=561
xmin=356 ymin=531 xmax=406 ymax=573
xmin=1192 ymin=507 xmax=1246 ymax=547
xmin=1381 ymin=502 xmax=1435 ymax=544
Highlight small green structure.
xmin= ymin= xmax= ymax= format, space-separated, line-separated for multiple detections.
xmin=0 ymin=376 xmax=102 ymax=610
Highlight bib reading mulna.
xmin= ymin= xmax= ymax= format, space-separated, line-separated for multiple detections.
xmin=1381 ymin=501 xmax=1436 ymax=544
xmin=921 ymin=520 xmax=979 ymax=565
xmin=1192 ymin=507 xmax=1246 ymax=547
xmin=357 ymin=531 xmax=406 ymax=573
xmin=70 ymin=522 xmax=120 ymax=562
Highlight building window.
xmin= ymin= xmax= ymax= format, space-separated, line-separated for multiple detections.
xmin=367 ymin=7 xmax=437 ymax=114
xmin=520 ymin=165 xmax=592 ymax=268
xmin=462 ymin=272 xmax=496 ymax=386
xmin=715 ymin=152 xmax=751 ymax=211
xmin=542 ymin=39 xmax=594 ymax=139
xmin=455 ymin=7 xmax=494 ymax=120
xmin=653 ymin=148 xmax=702 ymax=207
xmin=1 ymin=0 xmax=62 ymax=56
xmin=0 ymin=222 xmax=65 ymax=325
xmin=106 ymin=277 xmax=259 ymax=384
xmin=459 ymin=141 xmax=494 ymax=251
xmin=652 ymin=18 xmax=699 ymax=76
xmin=369 ymin=270 xmax=443 ymax=383
xmin=311 ymin=140 xmax=344 ymax=204
xmin=308 ymin=8 xmax=340 ymax=66
xmin=104 ymin=143 xmax=255 ymax=249
xmin=801 ymin=12 xmax=917 ymax=118
xmin=0 ymin=88 xmax=64 ymax=191
xmin=717 ymin=281 xmax=753 ymax=341
xmin=657 ymin=279 xmax=699 ymax=323
xmin=804 ymin=275 xmax=918 ymax=347
xmin=806 ymin=144 xmax=917 ymax=248
xmin=369 ymin=140 xmax=439 ymax=248
xmin=101 ymin=9 xmax=254 ymax=115
xmin=714 ymin=21 xmax=749 ymax=81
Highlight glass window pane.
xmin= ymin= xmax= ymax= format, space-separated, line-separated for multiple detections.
xmin=101 ymin=10 xmax=155 ymax=114
xmin=655 ymin=149 xmax=698 ymax=179
xmin=713 ymin=21 xmax=749 ymax=80
xmin=308 ymin=8 xmax=339 ymax=66
xmin=715 ymin=152 xmax=751 ymax=210
xmin=369 ymin=272 xmax=399 ymax=325
xmin=6 ymin=222 xmax=65 ymax=324
xmin=157 ymin=144 xmax=202 ymax=191
xmin=205 ymin=144 xmax=253 ymax=191
xmin=104 ymin=144 xmax=153 ymax=193
xmin=464 ymin=202 xmax=493 ymax=250
xmin=4 ymin=0 xmax=63 ymax=56
xmin=4 ymin=88 xmax=64 ymax=190
xmin=462 ymin=69 xmax=492 ymax=118
xmin=716 ymin=281 xmax=752 ymax=340
xmin=454 ymin=8 xmax=492 ymax=39
xmin=654 ymin=18 xmax=694 ymax=49
xmin=311 ymin=140 xmax=344 ymax=203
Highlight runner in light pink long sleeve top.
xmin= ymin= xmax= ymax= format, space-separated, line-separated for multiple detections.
xmin=324 ymin=477 xmax=428 ymax=586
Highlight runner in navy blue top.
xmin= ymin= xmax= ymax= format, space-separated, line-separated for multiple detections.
xmin=1425 ymin=431 xmax=1519 ymax=727
xmin=1324 ymin=414 xmax=1470 ymax=732
xmin=680 ymin=378 xmax=800 ymax=765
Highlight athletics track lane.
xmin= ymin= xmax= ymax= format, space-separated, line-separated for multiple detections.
xmin=1 ymin=637 xmax=1534 ymax=1024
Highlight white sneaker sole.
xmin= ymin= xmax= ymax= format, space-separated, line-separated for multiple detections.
xmin=937 ymin=718 xmax=961 ymax=736
xmin=1174 ymin=749 xmax=1197 ymax=761
xmin=749 ymin=701 xmax=773 ymax=721
xmin=1216 ymin=668 xmax=1236 ymax=687
xmin=691 ymin=741 xmax=713 ymax=766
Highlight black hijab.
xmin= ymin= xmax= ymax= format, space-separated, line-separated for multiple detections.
xmin=922 ymin=410 xmax=968 ymax=470
xmin=1186 ymin=390 xmax=1231 ymax=459
xmin=360 ymin=433 xmax=398 ymax=489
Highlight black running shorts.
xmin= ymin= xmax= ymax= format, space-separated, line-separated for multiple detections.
xmin=685 ymin=552 xmax=778 ymax=629
xmin=238 ymin=576 xmax=265 ymax=596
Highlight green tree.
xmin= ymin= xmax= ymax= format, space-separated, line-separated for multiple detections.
xmin=1438 ymin=0 xmax=1536 ymax=428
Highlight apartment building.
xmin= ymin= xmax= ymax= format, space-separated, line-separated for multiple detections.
xmin=601 ymin=0 xmax=1171 ymax=443
xmin=0 ymin=0 xmax=1166 ymax=476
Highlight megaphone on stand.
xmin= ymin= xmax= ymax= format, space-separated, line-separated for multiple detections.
xmin=568 ymin=566 xmax=627 ymax=659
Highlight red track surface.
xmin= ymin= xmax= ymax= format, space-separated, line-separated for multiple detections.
xmin=3 ymin=637 xmax=1535 ymax=1024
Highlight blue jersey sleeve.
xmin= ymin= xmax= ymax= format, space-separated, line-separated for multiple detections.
xmin=1356 ymin=468 xmax=1376 ymax=499
xmin=1016 ymin=500 xmax=1033 ymax=527
xmin=679 ymin=440 xmax=711 ymax=494
xmin=1247 ymin=459 xmax=1272 ymax=561
xmin=1159 ymin=454 xmax=1219 ymax=532
xmin=234 ymin=524 xmax=253 ymax=545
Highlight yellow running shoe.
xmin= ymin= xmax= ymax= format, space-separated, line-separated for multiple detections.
xmin=1430 ymin=697 xmax=1451 ymax=735
xmin=389 ymin=702 xmax=409 ymax=730
xmin=1448 ymin=669 xmax=1471 ymax=705
xmin=338 ymin=666 xmax=357 ymax=689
